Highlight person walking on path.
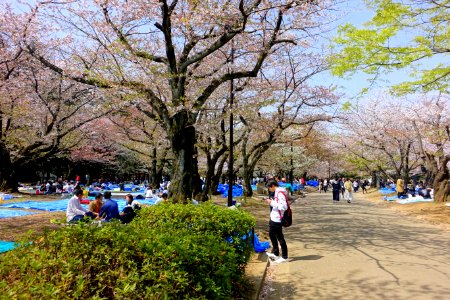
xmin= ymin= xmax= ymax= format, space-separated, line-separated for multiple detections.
xmin=331 ymin=178 xmax=341 ymax=202
xmin=344 ymin=178 xmax=353 ymax=203
xmin=265 ymin=179 xmax=289 ymax=264
xmin=323 ymin=178 xmax=328 ymax=193
xmin=361 ymin=179 xmax=368 ymax=194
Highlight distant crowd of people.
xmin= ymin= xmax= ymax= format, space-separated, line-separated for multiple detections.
xmin=316 ymin=178 xmax=370 ymax=203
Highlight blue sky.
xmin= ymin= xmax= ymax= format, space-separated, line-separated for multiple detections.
xmin=319 ymin=0 xmax=382 ymax=100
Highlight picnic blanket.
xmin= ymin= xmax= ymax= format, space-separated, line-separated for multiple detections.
xmin=0 ymin=209 xmax=37 ymax=218
xmin=397 ymin=197 xmax=434 ymax=204
xmin=1 ymin=198 xmax=157 ymax=212
xmin=0 ymin=241 xmax=16 ymax=253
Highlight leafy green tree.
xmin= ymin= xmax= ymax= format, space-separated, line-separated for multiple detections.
xmin=331 ymin=0 xmax=450 ymax=94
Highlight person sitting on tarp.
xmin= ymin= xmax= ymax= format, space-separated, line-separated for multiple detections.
xmin=418 ymin=186 xmax=432 ymax=199
xmin=82 ymin=188 xmax=89 ymax=198
xmin=97 ymin=191 xmax=120 ymax=222
xmin=155 ymin=192 xmax=168 ymax=204
xmin=66 ymin=189 xmax=95 ymax=223
xmin=88 ymin=193 xmax=104 ymax=217
xmin=120 ymin=194 xmax=140 ymax=224
xmin=145 ymin=188 xmax=155 ymax=199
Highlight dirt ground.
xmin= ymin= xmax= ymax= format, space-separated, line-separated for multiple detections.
xmin=0 ymin=193 xmax=67 ymax=241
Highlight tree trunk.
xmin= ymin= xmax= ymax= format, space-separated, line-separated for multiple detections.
xmin=0 ymin=140 xmax=17 ymax=192
xmin=191 ymin=148 xmax=203 ymax=201
xmin=210 ymin=153 xmax=228 ymax=195
xmin=201 ymin=156 xmax=215 ymax=201
xmin=371 ymin=171 xmax=378 ymax=188
xmin=242 ymin=136 xmax=253 ymax=197
xmin=243 ymin=168 xmax=253 ymax=197
xmin=168 ymin=111 xmax=199 ymax=203
xmin=149 ymin=148 xmax=159 ymax=189
xmin=432 ymin=156 xmax=449 ymax=202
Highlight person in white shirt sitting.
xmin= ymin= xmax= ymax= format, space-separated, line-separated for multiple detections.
xmin=145 ymin=188 xmax=156 ymax=199
xmin=66 ymin=189 xmax=95 ymax=223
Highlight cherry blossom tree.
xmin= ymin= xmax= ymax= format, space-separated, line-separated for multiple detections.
xmin=108 ymin=107 xmax=172 ymax=189
xmin=233 ymin=49 xmax=337 ymax=196
xmin=342 ymin=96 xmax=421 ymax=185
xmin=409 ymin=96 xmax=450 ymax=202
xmin=6 ymin=0 xmax=336 ymax=202
xmin=0 ymin=53 xmax=113 ymax=191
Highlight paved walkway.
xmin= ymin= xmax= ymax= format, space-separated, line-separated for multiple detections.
xmin=261 ymin=192 xmax=450 ymax=300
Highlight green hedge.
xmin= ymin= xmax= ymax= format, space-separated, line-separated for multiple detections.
xmin=0 ymin=203 xmax=255 ymax=299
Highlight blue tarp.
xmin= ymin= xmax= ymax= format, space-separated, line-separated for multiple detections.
xmin=397 ymin=197 xmax=434 ymax=204
xmin=0 ymin=194 xmax=15 ymax=200
xmin=1 ymin=198 xmax=157 ymax=212
xmin=0 ymin=209 xmax=37 ymax=218
xmin=227 ymin=230 xmax=270 ymax=253
xmin=383 ymin=196 xmax=399 ymax=201
xmin=0 ymin=241 xmax=16 ymax=253
xmin=2 ymin=199 xmax=77 ymax=212
xmin=218 ymin=184 xmax=244 ymax=198
xmin=306 ymin=180 xmax=319 ymax=187
xmin=252 ymin=233 xmax=270 ymax=253
xmin=379 ymin=188 xmax=396 ymax=195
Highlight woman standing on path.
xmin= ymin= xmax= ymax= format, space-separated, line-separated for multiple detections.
xmin=265 ymin=179 xmax=289 ymax=264
xmin=331 ymin=178 xmax=341 ymax=202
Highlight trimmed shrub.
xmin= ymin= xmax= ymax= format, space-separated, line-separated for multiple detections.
xmin=0 ymin=203 xmax=255 ymax=299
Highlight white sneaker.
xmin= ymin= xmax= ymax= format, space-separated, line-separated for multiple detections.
xmin=273 ymin=257 xmax=288 ymax=264
xmin=266 ymin=252 xmax=279 ymax=259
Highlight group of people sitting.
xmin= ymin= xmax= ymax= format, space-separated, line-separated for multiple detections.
xmin=66 ymin=190 xmax=141 ymax=224
xmin=396 ymin=179 xmax=433 ymax=199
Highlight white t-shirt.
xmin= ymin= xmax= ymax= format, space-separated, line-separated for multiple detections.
xmin=269 ymin=188 xmax=288 ymax=223
xmin=145 ymin=189 xmax=154 ymax=198
xmin=66 ymin=195 xmax=88 ymax=222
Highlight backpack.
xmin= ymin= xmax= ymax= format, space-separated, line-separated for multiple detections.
xmin=276 ymin=191 xmax=292 ymax=227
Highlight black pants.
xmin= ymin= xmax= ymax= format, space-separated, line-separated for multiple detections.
xmin=332 ymin=190 xmax=340 ymax=201
xmin=269 ymin=220 xmax=288 ymax=259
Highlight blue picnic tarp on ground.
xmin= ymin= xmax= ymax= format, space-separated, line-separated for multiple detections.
xmin=0 ymin=241 xmax=16 ymax=253
xmin=306 ymin=180 xmax=319 ymax=187
xmin=218 ymin=184 xmax=244 ymax=198
xmin=1 ymin=198 xmax=157 ymax=212
xmin=379 ymin=187 xmax=396 ymax=195
xmin=2 ymin=199 xmax=75 ymax=212
xmin=397 ymin=197 xmax=434 ymax=204
xmin=383 ymin=196 xmax=399 ymax=201
xmin=0 ymin=209 xmax=37 ymax=218
xmin=227 ymin=230 xmax=270 ymax=253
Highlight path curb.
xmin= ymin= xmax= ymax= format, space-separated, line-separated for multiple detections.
xmin=246 ymin=253 xmax=270 ymax=300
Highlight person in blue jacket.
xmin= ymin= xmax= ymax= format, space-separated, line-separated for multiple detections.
xmin=98 ymin=191 xmax=120 ymax=221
